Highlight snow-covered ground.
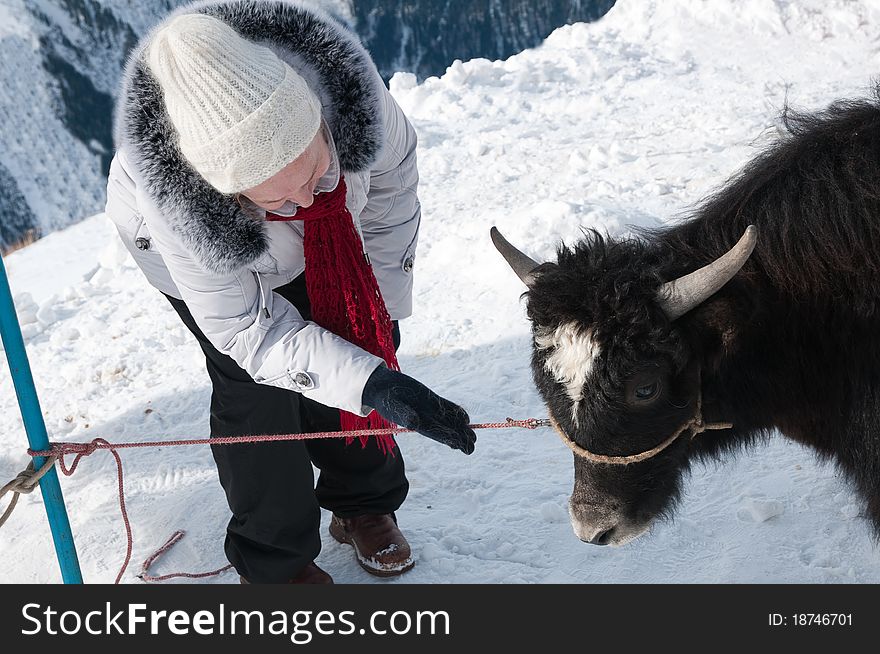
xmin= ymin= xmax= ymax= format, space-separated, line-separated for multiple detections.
xmin=3 ymin=0 xmax=880 ymax=583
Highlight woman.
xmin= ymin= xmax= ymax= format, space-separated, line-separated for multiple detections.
xmin=104 ymin=1 xmax=476 ymax=584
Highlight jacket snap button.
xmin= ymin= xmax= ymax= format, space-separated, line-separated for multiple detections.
xmin=403 ymin=256 xmax=414 ymax=273
xmin=293 ymin=372 xmax=313 ymax=389
xmin=135 ymin=237 xmax=151 ymax=251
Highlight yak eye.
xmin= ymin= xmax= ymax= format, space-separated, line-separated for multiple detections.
xmin=634 ymin=382 xmax=660 ymax=401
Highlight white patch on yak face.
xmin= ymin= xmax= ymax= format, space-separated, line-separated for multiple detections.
xmin=535 ymin=322 xmax=601 ymax=423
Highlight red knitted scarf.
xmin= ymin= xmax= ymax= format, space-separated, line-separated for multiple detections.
xmin=266 ymin=176 xmax=399 ymax=454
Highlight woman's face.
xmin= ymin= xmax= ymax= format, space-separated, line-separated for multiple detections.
xmin=240 ymin=128 xmax=331 ymax=211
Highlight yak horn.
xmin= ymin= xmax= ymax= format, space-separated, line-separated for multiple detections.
xmin=658 ymin=225 xmax=757 ymax=320
xmin=490 ymin=226 xmax=541 ymax=287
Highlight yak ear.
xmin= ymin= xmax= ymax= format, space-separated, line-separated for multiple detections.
xmin=683 ymin=296 xmax=744 ymax=370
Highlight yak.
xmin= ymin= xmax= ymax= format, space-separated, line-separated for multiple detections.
xmin=492 ymin=89 xmax=880 ymax=546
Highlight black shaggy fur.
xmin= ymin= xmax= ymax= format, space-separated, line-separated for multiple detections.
xmin=527 ymin=87 xmax=880 ymax=539
xmin=113 ymin=0 xmax=385 ymax=275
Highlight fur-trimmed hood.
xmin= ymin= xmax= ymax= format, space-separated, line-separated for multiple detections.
xmin=113 ymin=0 xmax=385 ymax=275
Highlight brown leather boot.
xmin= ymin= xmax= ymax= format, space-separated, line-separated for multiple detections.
xmin=239 ymin=562 xmax=334 ymax=584
xmin=329 ymin=513 xmax=415 ymax=577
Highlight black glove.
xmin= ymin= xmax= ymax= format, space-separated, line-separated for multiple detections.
xmin=362 ymin=366 xmax=477 ymax=455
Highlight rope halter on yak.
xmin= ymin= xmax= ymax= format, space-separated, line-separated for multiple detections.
xmin=550 ymin=388 xmax=733 ymax=466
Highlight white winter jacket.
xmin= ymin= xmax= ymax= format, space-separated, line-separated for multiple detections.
xmin=104 ymin=0 xmax=420 ymax=415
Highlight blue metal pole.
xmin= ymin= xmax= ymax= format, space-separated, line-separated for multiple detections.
xmin=0 ymin=253 xmax=82 ymax=584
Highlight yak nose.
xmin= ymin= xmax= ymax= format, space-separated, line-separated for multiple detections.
xmin=571 ymin=515 xmax=619 ymax=545
xmin=569 ymin=497 xmax=653 ymax=546
xmin=586 ymin=528 xmax=615 ymax=546
xmin=570 ymin=498 xmax=618 ymax=545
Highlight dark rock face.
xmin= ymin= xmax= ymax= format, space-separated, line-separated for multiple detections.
xmin=0 ymin=163 xmax=38 ymax=252
xmin=353 ymin=0 xmax=615 ymax=81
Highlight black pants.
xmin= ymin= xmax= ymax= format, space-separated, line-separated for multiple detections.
xmin=164 ymin=274 xmax=408 ymax=583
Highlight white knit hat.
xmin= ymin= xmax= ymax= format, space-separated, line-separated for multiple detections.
xmin=147 ymin=13 xmax=322 ymax=193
